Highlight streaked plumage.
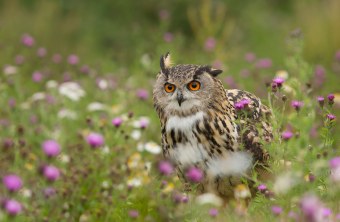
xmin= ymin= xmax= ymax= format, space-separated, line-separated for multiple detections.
xmin=153 ymin=53 xmax=272 ymax=199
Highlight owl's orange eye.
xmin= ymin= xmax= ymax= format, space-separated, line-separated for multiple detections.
xmin=164 ymin=83 xmax=176 ymax=93
xmin=187 ymin=81 xmax=201 ymax=91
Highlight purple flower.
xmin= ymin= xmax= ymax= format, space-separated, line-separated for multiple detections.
xmin=204 ymin=37 xmax=216 ymax=52
xmin=67 ymin=54 xmax=79 ymax=65
xmin=21 ymin=34 xmax=35 ymax=47
xmin=291 ymin=100 xmax=303 ymax=111
xmin=244 ymin=52 xmax=256 ymax=63
xmin=136 ymin=89 xmax=149 ymax=100
xmin=271 ymin=205 xmax=283 ymax=215
xmin=163 ymin=32 xmax=174 ymax=43
xmin=32 ymin=71 xmax=43 ymax=82
xmin=52 ymin=54 xmax=62 ymax=63
xmin=43 ymin=165 xmax=60 ymax=181
xmin=273 ymin=77 xmax=285 ymax=88
xmin=15 ymin=55 xmax=25 ymax=65
xmin=3 ymin=174 xmax=22 ymax=192
xmin=322 ymin=208 xmax=332 ymax=217
xmin=300 ymin=194 xmax=324 ymax=222
xmin=139 ymin=118 xmax=149 ymax=129
xmin=282 ymin=130 xmax=293 ymax=141
xmin=209 ymin=208 xmax=218 ymax=217
xmin=42 ymin=140 xmax=61 ymax=157
xmin=158 ymin=161 xmax=174 ymax=176
xmin=255 ymin=58 xmax=272 ymax=69
xmin=112 ymin=117 xmax=123 ymax=127
xmin=86 ymin=132 xmax=104 ymax=148
xmin=329 ymin=157 xmax=340 ymax=169
xmin=8 ymin=98 xmax=16 ymax=108
xmin=314 ymin=65 xmax=326 ymax=87
xmin=317 ymin=96 xmax=325 ymax=107
xmin=181 ymin=195 xmax=189 ymax=203
xmin=186 ymin=167 xmax=203 ymax=182
xmin=37 ymin=47 xmax=47 ymax=57
xmin=235 ymin=98 xmax=250 ymax=110
xmin=327 ymin=114 xmax=336 ymax=121
xmin=327 ymin=93 xmax=335 ymax=105
xmin=43 ymin=187 xmax=56 ymax=198
xmin=5 ymin=199 xmax=22 ymax=215
xmin=257 ymin=184 xmax=267 ymax=192
xmin=128 ymin=210 xmax=139 ymax=218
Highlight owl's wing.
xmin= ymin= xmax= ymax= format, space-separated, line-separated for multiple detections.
xmin=226 ymin=89 xmax=272 ymax=164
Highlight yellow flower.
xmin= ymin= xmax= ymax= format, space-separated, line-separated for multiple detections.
xmin=234 ymin=184 xmax=251 ymax=199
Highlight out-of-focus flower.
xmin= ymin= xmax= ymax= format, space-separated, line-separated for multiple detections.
xmin=86 ymin=133 xmax=104 ymax=148
xmin=67 ymin=54 xmax=79 ymax=65
xmin=131 ymin=130 xmax=141 ymax=140
xmin=314 ymin=65 xmax=326 ymax=87
xmin=52 ymin=54 xmax=62 ymax=63
xmin=3 ymin=174 xmax=22 ymax=192
xmin=244 ymin=52 xmax=256 ymax=63
xmin=43 ymin=165 xmax=60 ymax=181
xmin=128 ymin=210 xmax=139 ymax=218
xmin=44 ymin=187 xmax=56 ymax=198
xmin=209 ymin=208 xmax=218 ymax=217
xmin=240 ymin=69 xmax=250 ymax=77
xmin=282 ymin=130 xmax=293 ymax=141
xmin=257 ymin=184 xmax=267 ymax=192
xmin=3 ymin=65 xmax=18 ymax=75
xmin=271 ymin=205 xmax=283 ymax=216
xmin=58 ymin=109 xmax=77 ymax=119
xmin=80 ymin=65 xmax=90 ymax=74
xmin=37 ymin=47 xmax=47 ymax=57
xmin=291 ymin=100 xmax=303 ymax=111
xmin=46 ymin=80 xmax=58 ymax=89
xmin=143 ymin=142 xmax=161 ymax=154
xmin=158 ymin=161 xmax=174 ymax=176
xmin=112 ymin=117 xmax=123 ymax=127
xmin=255 ymin=58 xmax=272 ymax=69
xmin=20 ymin=188 xmax=32 ymax=198
xmin=273 ymin=77 xmax=285 ymax=88
xmin=335 ymin=50 xmax=340 ymax=62
xmin=59 ymin=82 xmax=85 ymax=101
xmin=327 ymin=93 xmax=335 ymax=105
xmin=136 ymin=89 xmax=149 ymax=100
xmin=15 ymin=55 xmax=25 ymax=65
xmin=8 ymin=98 xmax=16 ymax=108
xmin=213 ymin=60 xmax=223 ymax=69
xmin=326 ymin=114 xmax=336 ymax=121
xmin=273 ymin=172 xmax=297 ymax=194
xmin=300 ymin=194 xmax=324 ymax=222
xmin=196 ymin=193 xmax=223 ymax=206
xmin=133 ymin=117 xmax=150 ymax=129
xmin=235 ymin=98 xmax=250 ymax=110
xmin=204 ymin=37 xmax=216 ymax=52
xmin=163 ymin=32 xmax=174 ymax=43
xmin=96 ymin=78 xmax=109 ymax=90
xmin=234 ymin=184 xmax=251 ymax=199
xmin=317 ymin=96 xmax=325 ymax=107
xmin=32 ymin=71 xmax=43 ymax=82
xmin=42 ymin=140 xmax=61 ymax=157
xmin=330 ymin=156 xmax=340 ymax=182
xmin=276 ymin=70 xmax=289 ymax=80
xmin=87 ymin=102 xmax=107 ymax=112
xmin=21 ymin=34 xmax=35 ymax=47
xmin=5 ymin=199 xmax=22 ymax=215
xmin=186 ymin=167 xmax=203 ymax=182
xmin=224 ymin=76 xmax=237 ymax=88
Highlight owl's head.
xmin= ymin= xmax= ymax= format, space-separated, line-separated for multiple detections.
xmin=153 ymin=53 xmax=224 ymax=114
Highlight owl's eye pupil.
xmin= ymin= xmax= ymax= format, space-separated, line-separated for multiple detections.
xmin=192 ymin=83 xmax=197 ymax=88
xmin=168 ymin=86 xmax=172 ymax=90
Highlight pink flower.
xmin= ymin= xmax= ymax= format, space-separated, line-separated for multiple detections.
xmin=317 ymin=96 xmax=324 ymax=107
xmin=244 ymin=52 xmax=256 ymax=63
xmin=329 ymin=157 xmax=340 ymax=169
xmin=282 ymin=130 xmax=293 ymax=141
xmin=80 ymin=65 xmax=90 ymax=74
xmin=335 ymin=50 xmax=340 ymax=62
xmin=2 ymin=174 xmax=22 ymax=192
xmin=42 ymin=140 xmax=61 ymax=157
xmin=291 ymin=100 xmax=303 ymax=111
xmin=186 ymin=167 xmax=203 ymax=182
xmin=255 ymin=58 xmax=272 ymax=69
xmin=209 ymin=208 xmax=218 ymax=217
xmin=67 ymin=54 xmax=79 ymax=65
xmin=128 ymin=210 xmax=139 ymax=218
xmin=5 ymin=199 xmax=22 ymax=215
xmin=235 ymin=98 xmax=251 ymax=110
xmin=32 ymin=71 xmax=43 ymax=82
xmin=327 ymin=93 xmax=335 ymax=105
xmin=273 ymin=77 xmax=285 ymax=88
xmin=271 ymin=205 xmax=283 ymax=215
xmin=204 ymin=37 xmax=216 ymax=51
xmin=37 ymin=47 xmax=47 ymax=57
xmin=158 ymin=161 xmax=174 ymax=176
xmin=300 ymin=194 xmax=324 ymax=222
xmin=327 ymin=114 xmax=336 ymax=121
xmin=136 ymin=89 xmax=149 ymax=100
xmin=86 ymin=132 xmax=104 ymax=148
xmin=43 ymin=165 xmax=60 ymax=181
xmin=21 ymin=34 xmax=35 ymax=47
xmin=257 ymin=184 xmax=267 ymax=192
xmin=112 ymin=117 xmax=123 ymax=127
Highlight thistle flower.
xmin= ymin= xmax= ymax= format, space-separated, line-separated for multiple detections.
xmin=281 ymin=130 xmax=293 ymax=141
xmin=112 ymin=117 xmax=123 ymax=127
xmin=330 ymin=156 xmax=340 ymax=182
xmin=32 ymin=71 xmax=43 ymax=82
xmin=326 ymin=114 xmax=336 ymax=121
xmin=327 ymin=93 xmax=335 ymax=105
xmin=136 ymin=89 xmax=149 ymax=100
xmin=2 ymin=174 xmax=23 ymax=192
xmin=291 ymin=100 xmax=303 ymax=111
xmin=314 ymin=65 xmax=326 ymax=87
xmin=257 ymin=184 xmax=267 ymax=192
xmin=43 ymin=165 xmax=60 ymax=181
xmin=67 ymin=54 xmax=79 ymax=65
xmin=235 ymin=98 xmax=251 ymax=110
xmin=128 ymin=210 xmax=139 ymax=218
xmin=52 ymin=54 xmax=62 ymax=63
xmin=186 ymin=167 xmax=203 ymax=182
xmin=37 ymin=47 xmax=47 ymax=57
xmin=209 ymin=208 xmax=218 ymax=217
xmin=86 ymin=133 xmax=104 ymax=148
xmin=15 ymin=55 xmax=25 ymax=65
xmin=255 ymin=58 xmax=272 ymax=69
xmin=42 ymin=140 xmax=61 ymax=157
xmin=158 ymin=161 xmax=174 ymax=176
xmin=244 ymin=52 xmax=256 ymax=63
xmin=273 ymin=77 xmax=285 ymax=88
xmin=5 ymin=199 xmax=22 ymax=215
xmin=300 ymin=194 xmax=324 ymax=222
xmin=21 ymin=34 xmax=35 ymax=47
xmin=317 ymin=96 xmax=324 ymax=107
xmin=271 ymin=205 xmax=283 ymax=216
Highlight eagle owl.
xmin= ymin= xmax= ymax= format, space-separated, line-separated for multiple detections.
xmin=153 ymin=53 xmax=272 ymax=199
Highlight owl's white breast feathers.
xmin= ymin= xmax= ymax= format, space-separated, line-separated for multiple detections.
xmin=169 ymin=143 xmax=209 ymax=166
xmin=166 ymin=111 xmax=205 ymax=132
xmin=166 ymin=99 xmax=202 ymax=112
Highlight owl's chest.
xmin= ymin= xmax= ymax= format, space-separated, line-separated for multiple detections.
xmin=162 ymin=111 xmax=239 ymax=167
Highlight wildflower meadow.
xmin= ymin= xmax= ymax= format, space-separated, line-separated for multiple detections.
xmin=0 ymin=1 xmax=340 ymax=221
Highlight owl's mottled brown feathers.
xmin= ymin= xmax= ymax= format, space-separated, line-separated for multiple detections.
xmin=153 ymin=53 xmax=272 ymax=199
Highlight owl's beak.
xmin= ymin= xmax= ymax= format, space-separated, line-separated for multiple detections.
xmin=177 ymin=91 xmax=185 ymax=106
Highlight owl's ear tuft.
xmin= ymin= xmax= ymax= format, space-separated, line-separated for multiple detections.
xmin=160 ymin=52 xmax=172 ymax=75
xmin=207 ymin=68 xmax=223 ymax=77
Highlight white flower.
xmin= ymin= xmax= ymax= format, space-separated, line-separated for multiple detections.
xmin=59 ymin=82 xmax=85 ymax=101
xmin=3 ymin=65 xmax=17 ymax=75
xmin=273 ymin=172 xmax=299 ymax=194
xmin=46 ymin=80 xmax=58 ymax=89
xmin=127 ymin=177 xmax=142 ymax=187
xmin=31 ymin=92 xmax=46 ymax=101
xmin=132 ymin=116 xmax=150 ymax=128
xmin=58 ymin=109 xmax=77 ymax=119
xmin=144 ymin=142 xmax=162 ymax=154
xmin=59 ymin=154 xmax=70 ymax=164
xmin=102 ymin=181 xmax=110 ymax=189
xmin=101 ymin=146 xmax=110 ymax=154
xmin=196 ymin=193 xmax=223 ymax=206
xmin=275 ymin=70 xmax=289 ymax=80
xmin=20 ymin=188 xmax=32 ymax=198
xmin=131 ymin=130 xmax=141 ymax=140
xmin=87 ymin=102 xmax=107 ymax=112
xmin=97 ymin=79 xmax=108 ymax=90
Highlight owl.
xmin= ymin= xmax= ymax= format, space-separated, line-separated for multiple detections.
xmin=153 ymin=53 xmax=272 ymax=200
